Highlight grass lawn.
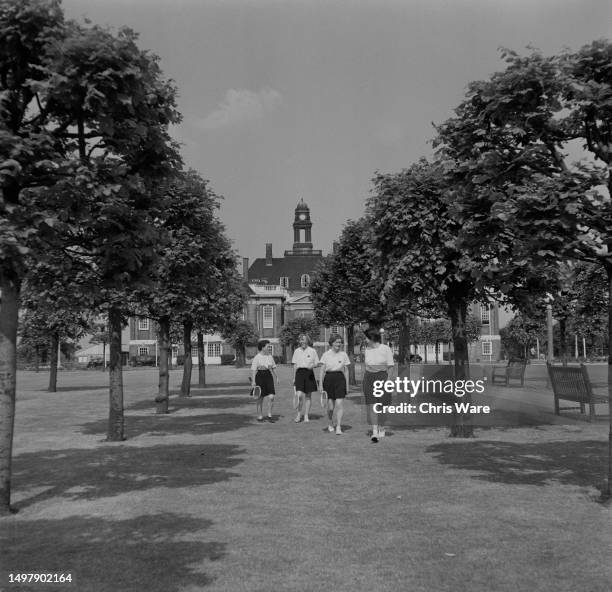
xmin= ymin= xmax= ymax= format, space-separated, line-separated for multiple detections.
xmin=1 ymin=366 xmax=611 ymax=592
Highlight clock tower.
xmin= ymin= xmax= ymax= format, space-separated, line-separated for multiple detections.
xmin=287 ymin=198 xmax=315 ymax=255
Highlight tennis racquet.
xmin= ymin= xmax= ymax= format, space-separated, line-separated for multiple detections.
xmin=320 ymin=389 xmax=328 ymax=409
xmin=292 ymin=386 xmax=300 ymax=409
xmin=251 ymin=385 xmax=262 ymax=398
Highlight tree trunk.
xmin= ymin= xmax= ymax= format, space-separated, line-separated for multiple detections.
xmin=398 ymin=319 xmax=411 ymax=379
xmin=448 ymin=293 xmax=473 ymax=438
xmin=606 ymin=265 xmax=612 ymax=498
xmin=107 ymin=307 xmax=125 ymax=441
xmin=156 ymin=316 xmax=171 ymax=414
xmin=435 ymin=340 xmax=440 ymax=365
xmin=0 ymin=274 xmax=19 ymax=514
xmin=48 ymin=332 xmax=59 ymax=392
xmin=181 ymin=320 xmax=193 ymax=397
xmin=235 ymin=344 xmax=246 ymax=368
xmin=197 ymin=331 xmax=206 ymax=387
xmin=346 ymin=324 xmax=356 ymax=386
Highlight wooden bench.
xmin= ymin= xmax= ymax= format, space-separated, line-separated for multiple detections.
xmin=547 ymin=363 xmax=608 ymax=421
xmin=491 ymin=360 xmax=527 ymax=387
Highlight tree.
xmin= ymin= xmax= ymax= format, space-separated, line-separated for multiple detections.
xmin=0 ymin=1 xmax=180 ymax=512
xmin=279 ymin=318 xmax=321 ymax=354
xmin=368 ymin=160 xmax=483 ymax=437
xmin=434 ymin=42 xmax=612 ymax=493
xmin=223 ymin=320 xmax=258 ymax=367
xmin=310 ymin=218 xmax=385 ymax=385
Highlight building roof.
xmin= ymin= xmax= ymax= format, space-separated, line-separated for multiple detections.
xmin=248 ymin=255 xmax=324 ymax=286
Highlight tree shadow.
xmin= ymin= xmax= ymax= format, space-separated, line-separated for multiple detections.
xmin=127 ymin=396 xmax=252 ymax=412
xmin=1 ymin=514 xmax=224 ymax=591
xmin=81 ymin=412 xmax=254 ymax=438
xmin=426 ymin=439 xmax=608 ymax=489
xmin=12 ymin=443 xmax=244 ymax=510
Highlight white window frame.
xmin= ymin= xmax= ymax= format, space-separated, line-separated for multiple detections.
xmin=301 ymin=274 xmax=310 ymax=288
xmin=262 ymin=305 xmax=274 ymax=329
xmin=279 ymin=276 xmax=289 ymax=288
xmin=330 ymin=326 xmax=340 ymax=335
xmin=138 ymin=318 xmax=150 ymax=331
xmin=207 ymin=343 xmax=221 ymax=357
xmin=481 ymin=306 xmax=490 ymax=325
xmin=482 ymin=340 xmax=492 ymax=356
xmin=138 ymin=346 xmax=149 ymax=356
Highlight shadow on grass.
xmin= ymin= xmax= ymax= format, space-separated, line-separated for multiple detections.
xmin=127 ymin=396 xmax=253 ymax=413
xmin=44 ymin=385 xmax=110 ymax=393
xmin=81 ymin=412 xmax=254 ymax=438
xmin=1 ymin=514 xmax=224 ymax=592
xmin=427 ymin=439 xmax=607 ymax=488
xmin=12 ymin=443 xmax=244 ymax=510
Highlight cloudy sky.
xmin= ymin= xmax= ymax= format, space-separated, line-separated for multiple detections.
xmin=63 ymin=0 xmax=611 ymax=261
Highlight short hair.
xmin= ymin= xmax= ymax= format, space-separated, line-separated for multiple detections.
xmin=364 ymin=328 xmax=381 ymax=343
xmin=298 ymin=333 xmax=313 ymax=346
xmin=328 ymin=333 xmax=343 ymax=346
xmin=257 ymin=339 xmax=270 ymax=351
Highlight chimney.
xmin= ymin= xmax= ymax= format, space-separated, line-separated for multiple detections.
xmin=242 ymin=257 xmax=249 ymax=282
xmin=265 ymin=243 xmax=273 ymax=266
xmin=332 ymin=241 xmax=339 ymax=255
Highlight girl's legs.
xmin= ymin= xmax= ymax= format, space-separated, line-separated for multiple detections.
xmin=303 ymin=393 xmax=312 ymax=421
xmin=367 ymin=404 xmax=379 ymax=440
xmin=335 ymin=399 xmax=344 ymax=434
xmin=256 ymin=396 xmax=263 ymax=420
xmin=295 ymin=391 xmax=305 ymax=422
xmin=266 ymin=394 xmax=274 ymax=418
xmin=327 ymin=399 xmax=335 ymax=431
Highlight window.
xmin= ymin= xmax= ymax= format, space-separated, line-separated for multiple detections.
xmin=138 ymin=318 xmax=149 ymax=331
xmin=481 ymin=306 xmax=490 ymax=325
xmin=280 ymin=277 xmax=289 ymax=288
xmin=482 ymin=341 xmax=492 ymax=356
xmin=330 ymin=326 xmax=340 ymax=336
xmin=208 ymin=343 xmax=221 ymax=357
xmin=263 ymin=305 xmax=274 ymax=328
xmin=301 ymin=274 xmax=310 ymax=288
xmin=138 ymin=346 xmax=149 ymax=356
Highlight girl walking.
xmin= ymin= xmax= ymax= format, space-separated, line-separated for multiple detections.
xmin=319 ymin=333 xmax=350 ymax=435
xmin=250 ymin=340 xmax=279 ymax=422
xmin=362 ymin=328 xmax=395 ymax=442
xmin=292 ymin=334 xmax=320 ymax=422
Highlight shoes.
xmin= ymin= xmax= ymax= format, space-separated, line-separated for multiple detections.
xmin=294 ymin=414 xmax=301 ymax=423
xmin=371 ymin=434 xmax=378 ymax=443
xmin=266 ymin=415 xmax=275 ymax=422
xmin=304 ymin=415 xmax=310 ymax=423
xmin=335 ymin=426 xmax=343 ymax=435
xmin=328 ymin=425 xmax=334 ymax=433
xmin=257 ymin=416 xmax=264 ymax=422
xmin=378 ymin=428 xmax=386 ymax=438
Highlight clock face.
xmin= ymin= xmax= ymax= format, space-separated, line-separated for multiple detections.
xmin=298 ymin=213 xmax=307 ymax=221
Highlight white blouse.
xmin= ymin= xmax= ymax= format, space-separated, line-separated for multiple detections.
xmin=251 ymin=353 xmax=276 ymax=371
xmin=320 ymin=350 xmax=351 ymax=372
xmin=291 ymin=346 xmax=320 ymax=369
xmin=364 ymin=344 xmax=394 ymax=366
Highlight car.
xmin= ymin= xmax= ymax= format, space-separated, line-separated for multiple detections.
xmin=87 ymin=359 xmax=105 ymax=369
xmin=409 ymin=354 xmax=423 ymax=363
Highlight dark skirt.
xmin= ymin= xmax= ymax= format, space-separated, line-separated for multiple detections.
xmin=294 ymin=367 xmax=318 ymax=393
xmin=255 ymin=369 xmax=275 ymax=397
xmin=363 ymin=370 xmax=390 ymax=406
xmin=323 ymin=371 xmax=347 ymax=400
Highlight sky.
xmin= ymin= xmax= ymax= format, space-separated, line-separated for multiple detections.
xmin=62 ymin=0 xmax=612 ymax=262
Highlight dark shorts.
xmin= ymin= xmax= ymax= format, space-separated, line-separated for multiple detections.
xmin=255 ymin=370 xmax=275 ymax=397
xmin=323 ymin=371 xmax=347 ymax=400
xmin=294 ymin=367 xmax=318 ymax=394
xmin=363 ymin=370 xmax=390 ymax=406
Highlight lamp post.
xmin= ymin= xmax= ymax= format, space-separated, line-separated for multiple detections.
xmin=546 ymin=294 xmax=554 ymax=364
